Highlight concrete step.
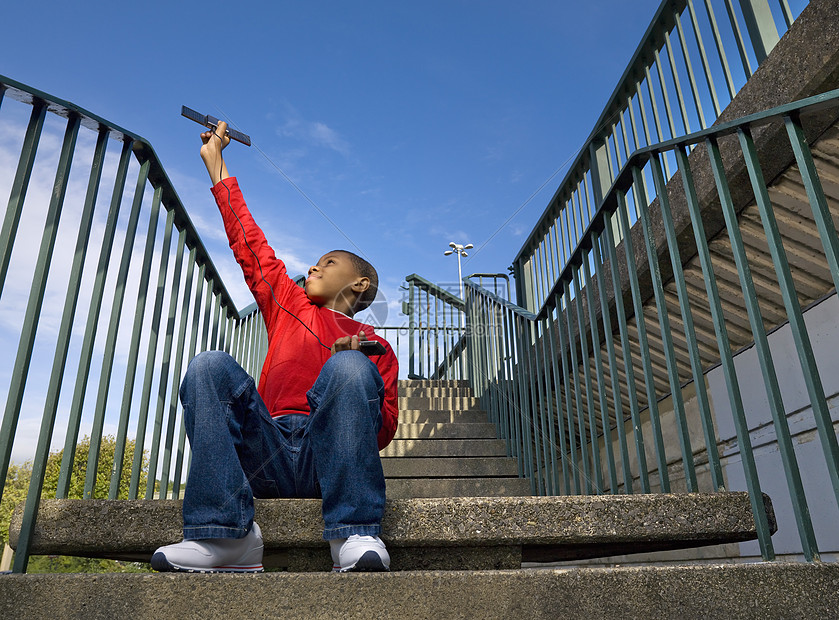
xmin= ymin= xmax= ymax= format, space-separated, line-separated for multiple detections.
xmin=397 ymin=385 xmax=475 ymax=398
xmin=399 ymin=409 xmax=489 ymax=424
xmin=385 ymin=477 xmax=532 ymax=499
xmin=382 ymin=456 xmax=519 ymax=478
xmin=393 ymin=422 xmax=498 ymax=439
xmin=398 ymin=379 xmax=469 ymax=389
xmin=381 ymin=439 xmax=508 ymax=458
xmin=398 ymin=395 xmax=480 ymax=410
xmin=9 ymin=494 xmax=774 ymax=572
xmin=3 ymin=564 xmax=836 ymax=619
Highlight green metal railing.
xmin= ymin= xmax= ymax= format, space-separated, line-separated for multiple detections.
xmin=513 ymin=0 xmax=803 ymax=313
xmin=453 ymin=88 xmax=839 ymax=562
xmin=0 ymin=74 xmax=267 ymax=571
xmin=404 ymin=274 xmax=467 ymax=380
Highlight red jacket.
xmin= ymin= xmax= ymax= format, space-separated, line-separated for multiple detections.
xmin=211 ymin=177 xmax=399 ymax=450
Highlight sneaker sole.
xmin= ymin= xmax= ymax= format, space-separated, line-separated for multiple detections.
xmin=337 ymin=550 xmax=390 ymax=573
xmin=151 ymin=552 xmax=264 ymax=574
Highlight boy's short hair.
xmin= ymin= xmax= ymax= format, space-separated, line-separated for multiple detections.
xmin=333 ymin=250 xmax=378 ymax=312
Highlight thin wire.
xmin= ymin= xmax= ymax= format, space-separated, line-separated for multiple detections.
xmin=214 ymin=132 xmax=331 ymax=351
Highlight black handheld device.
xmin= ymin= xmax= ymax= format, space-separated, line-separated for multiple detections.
xmin=359 ymin=340 xmax=386 ymax=356
xmin=181 ymin=106 xmax=252 ymax=146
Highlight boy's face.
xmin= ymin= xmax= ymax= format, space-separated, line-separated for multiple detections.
xmin=305 ymin=251 xmax=367 ymax=308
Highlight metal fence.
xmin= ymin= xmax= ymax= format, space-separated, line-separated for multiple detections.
xmin=456 ymin=88 xmax=839 ymax=562
xmin=0 ymin=74 xmax=267 ymax=571
xmin=513 ymin=0 xmax=804 ymax=313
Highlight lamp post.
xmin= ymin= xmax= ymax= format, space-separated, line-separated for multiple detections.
xmin=444 ymin=242 xmax=473 ymax=299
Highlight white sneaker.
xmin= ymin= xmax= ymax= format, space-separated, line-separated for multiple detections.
xmin=151 ymin=522 xmax=264 ymax=573
xmin=329 ymin=535 xmax=390 ymax=572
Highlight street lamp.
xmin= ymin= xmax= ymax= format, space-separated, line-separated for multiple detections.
xmin=444 ymin=241 xmax=473 ymax=298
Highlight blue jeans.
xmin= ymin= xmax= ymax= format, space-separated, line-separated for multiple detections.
xmin=178 ymin=349 xmax=386 ymax=541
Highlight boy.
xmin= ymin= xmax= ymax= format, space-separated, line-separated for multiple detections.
xmin=151 ymin=121 xmax=398 ymax=573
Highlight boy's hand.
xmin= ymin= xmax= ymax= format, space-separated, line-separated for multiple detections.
xmin=200 ymin=120 xmax=231 ymax=185
xmin=330 ymin=331 xmax=368 ymax=356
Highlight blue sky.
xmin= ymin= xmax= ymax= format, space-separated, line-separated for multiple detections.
xmin=0 ymin=0 xmax=669 ymax=464
xmin=1 ymin=0 xmax=662 ymax=313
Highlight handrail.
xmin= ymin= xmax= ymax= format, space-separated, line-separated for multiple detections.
xmin=403 ymin=274 xmax=466 ymax=380
xmin=512 ymin=0 xmax=802 ymax=312
xmin=463 ymin=87 xmax=839 ymax=564
xmin=0 ymin=73 xmax=245 ymax=320
xmin=531 ymin=85 xmax=839 ymax=321
xmin=0 ymin=73 xmax=268 ymax=572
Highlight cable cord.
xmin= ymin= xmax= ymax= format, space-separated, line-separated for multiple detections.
xmin=214 ymin=132 xmax=332 ymax=351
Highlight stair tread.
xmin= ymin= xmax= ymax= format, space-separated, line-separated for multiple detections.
xmin=10 ymin=494 xmax=773 ymax=567
xmin=381 ymin=439 xmax=508 ymax=458
xmin=4 ymin=564 xmax=835 ymax=617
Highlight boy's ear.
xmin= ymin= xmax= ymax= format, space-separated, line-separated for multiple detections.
xmin=352 ymin=277 xmax=370 ymax=294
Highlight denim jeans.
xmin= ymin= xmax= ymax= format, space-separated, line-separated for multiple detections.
xmin=178 ymin=349 xmax=386 ymax=541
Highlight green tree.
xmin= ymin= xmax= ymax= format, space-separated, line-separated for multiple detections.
xmin=1 ymin=435 xmax=153 ymax=573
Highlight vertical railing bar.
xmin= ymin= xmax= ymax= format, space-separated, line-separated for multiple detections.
xmin=675 ymin=10 xmax=708 ymax=128
xmin=145 ymin=226 xmax=187 ymax=499
xmin=564 ymin=279 xmax=592 ymax=494
xmin=56 ymin=139 xmax=133 ymax=498
xmin=664 ymin=30 xmax=693 ymax=135
xmin=602 ymin=210 xmax=650 ymax=493
xmin=433 ymin=290 xmax=440 ymax=375
xmin=519 ymin=315 xmax=540 ymax=492
xmin=646 ymin=154 xmax=706 ymax=492
xmin=645 ymin=64 xmax=673 ymax=179
xmin=217 ymin=305 xmax=229 ymax=352
xmin=172 ymin=262 xmax=206 ymax=499
xmin=582 ymin=251 xmax=618 ymax=494
xmin=633 ymin=161 xmax=698 ymax=492
xmin=702 ymin=0 xmax=738 ymax=99
xmin=644 ymin=65 xmax=667 ymax=145
xmin=616 ymin=188 xmax=670 ymax=492
xmin=201 ymin=278 xmax=214 ymax=352
xmin=129 ymin=207 xmax=176 ymax=499
xmin=11 ymin=123 xmax=106 ymax=571
xmin=653 ymin=48 xmax=679 ymax=143
xmin=537 ymin=315 xmax=560 ymax=495
xmin=109 ymin=182 xmax=163 ymax=500
xmin=723 ymin=0 xmax=754 ymax=78
xmin=572 ymin=265 xmax=603 ymax=493
xmin=634 ymin=80 xmax=654 ymax=148
xmin=682 ymin=141 xmax=810 ymax=540
xmin=555 ymin=291 xmax=581 ymax=494
xmin=545 ymin=304 xmax=571 ymax=494
xmin=705 ymin=134 xmax=777 ymax=560
xmin=778 ymin=0 xmax=794 ymax=29
xmin=530 ymin=317 xmax=550 ymax=495
xmin=686 ymin=0 xmax=723 ymax=117
xmin=0 ymin=113 xmax=79 ymax=515
xmin=739 ymin=126 xmax=839 ymax=514
xmin=210 ymin=292 xmax=222 ymax=350
xmin=502 ymin=306 xmax=523 ymax=475
xmin=0 ymin=100 xmax=47 ymax=298
xmin=592 ymin=230 xmax=634 ymax=493
xmin=408 ymin=281 xmax=415 ymax=378
xmin=513 ymin=313 xmax=535 ymax=490
xmin=83 ymin=157 xmax=150 ymax=499
xmin=159 ymin=245 xmax=197 ymax=499
xmin=651 ymin=150 xmax=724 ymax=491
xmin=784 ymin=113 xmax=839 ymax=294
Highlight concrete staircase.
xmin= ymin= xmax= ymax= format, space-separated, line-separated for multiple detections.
xmin=384 ymin=379 xmax=531 ymax=499
xmin=3 ymin=379 xmax=838 ymax=617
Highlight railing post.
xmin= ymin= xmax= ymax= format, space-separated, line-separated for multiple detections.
xmin=738 ymin=0 xmax=780 ymax=63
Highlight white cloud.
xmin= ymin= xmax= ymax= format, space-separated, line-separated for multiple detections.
xmin=276 ymin=105 xmax=351 ymax=157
